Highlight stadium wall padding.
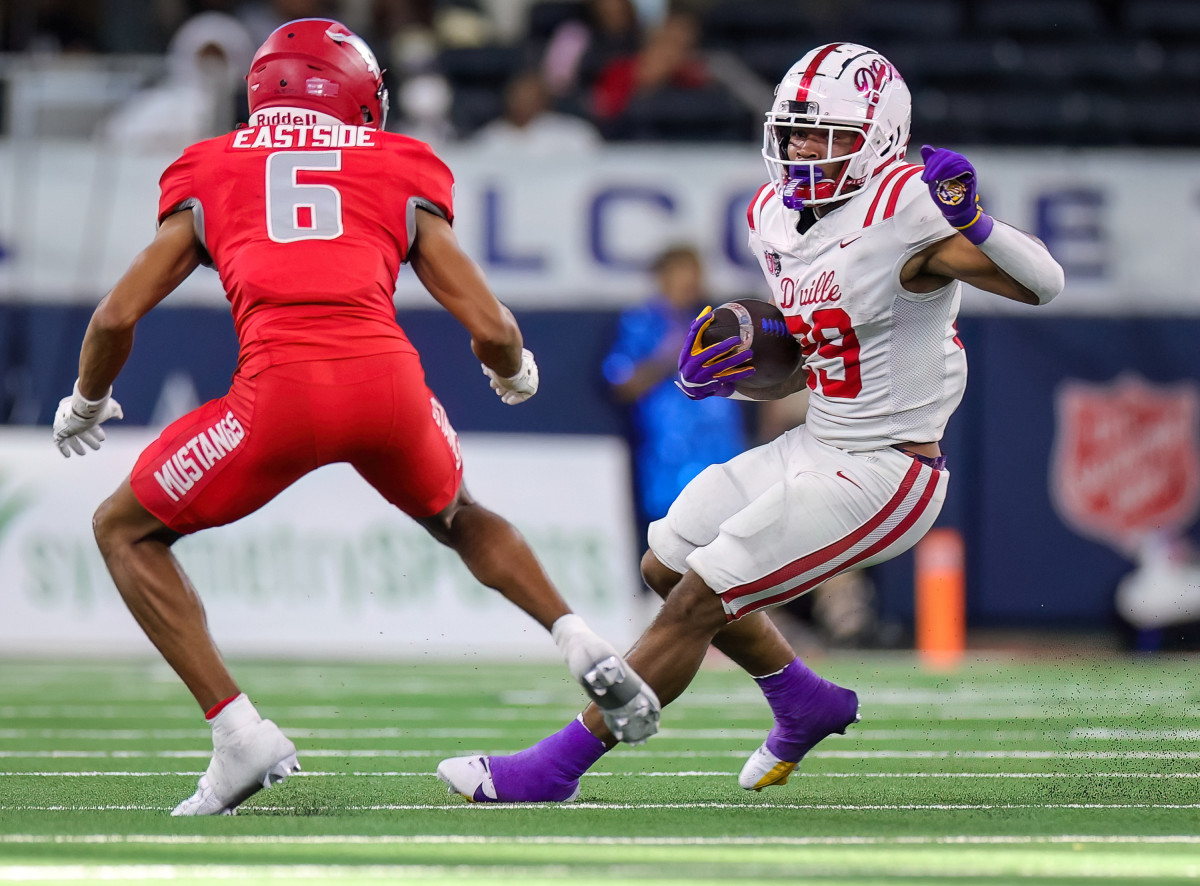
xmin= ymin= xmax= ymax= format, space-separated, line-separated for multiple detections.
xmin=3 ymin=303 xmax=1198 ymax=631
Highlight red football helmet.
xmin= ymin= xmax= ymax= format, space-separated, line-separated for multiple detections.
xmin=246 ymin=18 xmax=388 ymax=128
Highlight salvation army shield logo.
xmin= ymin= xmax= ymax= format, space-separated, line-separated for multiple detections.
xmin=1050 ymin=375 xmax=1200 ymax=554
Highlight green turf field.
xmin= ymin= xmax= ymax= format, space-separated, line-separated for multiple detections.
xmin=0 ymin=654 xmax=1198 ymax=884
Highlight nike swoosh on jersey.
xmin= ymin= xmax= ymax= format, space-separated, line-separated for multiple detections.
xmin=839 ymin=236 xmax=862 ymax=248
xmin=836 ymin=470 xmax=863 ymax=489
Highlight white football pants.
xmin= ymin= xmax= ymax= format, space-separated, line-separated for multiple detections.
xmin=647 ymin=424 xmax=949 ymax=621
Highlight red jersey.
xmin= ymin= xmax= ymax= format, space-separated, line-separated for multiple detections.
xmin=158 ymin=124 xmax=454 ymax=374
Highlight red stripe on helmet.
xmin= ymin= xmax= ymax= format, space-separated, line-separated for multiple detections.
xmin=793 ymin=43 xmax=843 ymax=103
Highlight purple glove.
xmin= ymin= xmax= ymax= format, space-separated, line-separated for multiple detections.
xmin=675 ymin=307 xmax=755 ymax=400
xmin=920 ymin=145 xmax=994 ymax=244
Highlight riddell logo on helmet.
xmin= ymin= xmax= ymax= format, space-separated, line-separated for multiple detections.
xmin=251 ymin=110 xmax=322 ymax=126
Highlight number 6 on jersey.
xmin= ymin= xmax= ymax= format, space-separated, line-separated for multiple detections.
xmin=266 ymin=150 xmax=344 ymax=243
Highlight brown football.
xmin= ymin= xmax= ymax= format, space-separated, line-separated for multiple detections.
xmin=699 ymin=298 xmax=803 ymax=391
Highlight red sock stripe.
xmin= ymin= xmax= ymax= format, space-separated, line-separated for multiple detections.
xmin=205 ymin=693 xmax=240 ymax=720
xmin=794 ymin=43 xmax=842 ymax=103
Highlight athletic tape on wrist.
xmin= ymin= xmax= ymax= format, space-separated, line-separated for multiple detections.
xmin=71 ymin=379 xmax=111 ymax=418
xmin=974 ymin=221 xmax=1065 ymax=305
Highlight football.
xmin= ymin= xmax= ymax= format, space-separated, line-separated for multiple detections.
xmin=699 ymin=298 xmax=803 ymax=391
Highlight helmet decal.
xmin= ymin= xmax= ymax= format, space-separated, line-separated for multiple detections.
xmin=853 ymin=59 xmax=894 ymax=107
xmin=327 ymin=27 xmax=382 ymax=79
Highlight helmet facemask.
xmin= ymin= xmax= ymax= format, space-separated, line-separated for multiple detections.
xmin=764 ymin=105 xmax=867 ymax=210
xmin=761 ymin=44 xmax=912 ymax=212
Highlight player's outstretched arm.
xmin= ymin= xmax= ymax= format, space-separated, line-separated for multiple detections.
xmin=409 ymin=208 xmax=538 ymax=404
xmin=54 ymin=210 xmax=202 ymax=456
xmin=907 ymin=146 xmax=1064 ymax=306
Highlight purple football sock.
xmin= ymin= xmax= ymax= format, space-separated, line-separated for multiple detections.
xmin=486 ymin=718 xmax=608 ymax=802
xmin=754 ymin=658 xmax=859 ymax=762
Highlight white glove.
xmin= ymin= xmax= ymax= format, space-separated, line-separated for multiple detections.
xmin=53 ymin=379 xmax=124 ymax=457
xmin=482 ymin=348 xmax=539 ymax=405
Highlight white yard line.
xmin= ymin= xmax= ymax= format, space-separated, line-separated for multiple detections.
xmin=2 ymin=802 xmax=1200 ymax=812
xmin=12 ymin=725 xmax=1193 ymax=740
xmin=4 ymin=833 xmax=1200 ymax=846
xmin=5 ymin=748 xmax=1200 ymax=760
xmin=1 ymin=770 xmax=1199 ymax=779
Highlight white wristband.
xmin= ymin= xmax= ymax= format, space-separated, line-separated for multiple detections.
xmin=71 ymin=379 xmax=112 ymax=419
xmin=550 ymin=613 xmax=588 ymax=648
xmin=976 ymin=221 xmax=1065 ymax=305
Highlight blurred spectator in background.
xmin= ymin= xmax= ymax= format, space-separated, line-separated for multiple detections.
xmin=542 ymin=0 xmax=643 ymax=98
xmin=101 ymin=11 xmax=254 ymax=152
xmin=236 ymin=0 xmax=335 ymax=45
xmin=602 ymin=245 xmax=748 ymax=550
xmin=472 ymin=68 xmax=601 ymax=153
xmin=590 ymin=10 xmax=708 ymax=131
xmin=392 ymin=71 xmax=457 ymax=145
xmin=5 ymin=0 xmax=103 ymax=52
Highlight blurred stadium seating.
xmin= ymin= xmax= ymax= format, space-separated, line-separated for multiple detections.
xmin=1 ymin=0 xmax=1198 ymax=145
xmin=408 ymin=0 xmax=1200 ymax=145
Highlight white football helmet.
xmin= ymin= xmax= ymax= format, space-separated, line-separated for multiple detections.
xmin=762 ymin=43 xmax=912 ymax=210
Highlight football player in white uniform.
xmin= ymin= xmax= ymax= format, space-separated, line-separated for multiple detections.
xmin=438 ymin=43 xmax=1064 ymax=802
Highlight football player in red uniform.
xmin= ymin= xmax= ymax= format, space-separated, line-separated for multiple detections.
xmin=52 ymin=18 xmax=659 ymax=815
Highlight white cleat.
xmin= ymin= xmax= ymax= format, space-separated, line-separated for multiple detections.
xmin=580 ymin=655 xmax=661 ymax=745
xmin=738 ymin=744 xmax=797 ymax=791
xmin=437 ymin=755 xmax=497 ymax=802
xmin=557 ymin=620 xmax=661 ymax=745
xmin=173 ymin=705 xmax=300 ymax=816
xmin=738 ymin=692 xmax=861 ymax=792
xmin=436 ymin=754 xmax=581 ymax=804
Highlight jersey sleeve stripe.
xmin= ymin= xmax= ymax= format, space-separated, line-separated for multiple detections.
xmin=719 ymin=459 xmax=939 ymax=618
xmin=747 ymin=183 xmax=774 ymax=232
xmin=863 ymin=163 xmax=918 ymax=228
xmin=881 ymin=166 xmax=925 ymax=221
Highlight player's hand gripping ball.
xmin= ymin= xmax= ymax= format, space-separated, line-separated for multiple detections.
xmin=675 ymin=307 xmax=755 ymax=400
xmin=699 ymin=299 xmax=802 ymax=393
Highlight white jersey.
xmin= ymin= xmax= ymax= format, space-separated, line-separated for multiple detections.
xmin=747 ymin=162 xmax=967 ymax=451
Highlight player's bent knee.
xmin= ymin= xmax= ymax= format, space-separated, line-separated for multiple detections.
xmin=92 ymin=491 xmax=134 ymax=553
xmin=661 ymin=573 xmax=727 ymax=634
xmin=92 ymin=482 xmax=176 ymax=554
xmin=416 ymin=485 xmax=477 ymax=547
xmin=640 ymin=549 xmax=680 ymax=599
